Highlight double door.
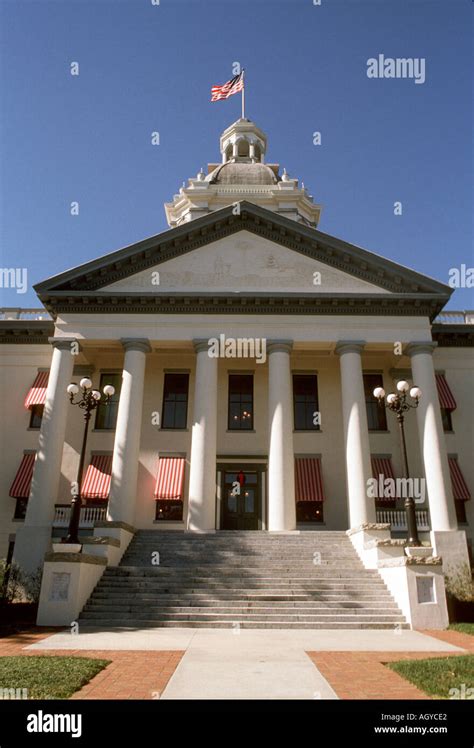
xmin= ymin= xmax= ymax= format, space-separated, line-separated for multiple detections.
xmin=221 ymin=469 xmax=261 ymax=530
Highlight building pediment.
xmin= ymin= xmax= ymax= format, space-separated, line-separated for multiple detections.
xmin=34 ymin=202 xmax=451 ymax=318
xmin=100 ymin=231 xmax=390 ymax=296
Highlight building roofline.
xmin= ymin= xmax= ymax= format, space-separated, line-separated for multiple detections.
xmin=33 ymin=202 xmax=453 ymax=304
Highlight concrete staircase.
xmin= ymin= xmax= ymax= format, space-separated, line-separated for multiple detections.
xmin=79 ymin=530 xmax=409 ymax=629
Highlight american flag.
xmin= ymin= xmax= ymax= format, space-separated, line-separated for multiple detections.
xmin=211 ymin=72 xmax=244 ymax=102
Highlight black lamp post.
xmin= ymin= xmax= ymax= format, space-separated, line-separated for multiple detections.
xmin=63 ymin=377 xmax=115 ymax=545
xmin=373 ymin=380 xmax=423 ymax=546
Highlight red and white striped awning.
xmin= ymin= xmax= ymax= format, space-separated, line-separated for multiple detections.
xmin=295 ymin=457 xmax=325 ymax=502
xmin=9 ymin=452 xmax=36 ymax=498
xmin=435 ymin=374 xmax=457 ymax=411
xmin=371 ymin=456 xmax=396 ymax=502
xmin=371 ymin=456 xmax=396 ymax=481
xmin=154 ymin=457 xmax=185 ymax=500
xmin=24 ymin=371 xmax=49 ymax=409
xmin=81 ymin=454 xmax=113 ymax=500
xmin=448 ymin=457 xmax=471 ymax=501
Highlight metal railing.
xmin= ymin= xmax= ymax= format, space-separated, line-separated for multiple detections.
xmin=53 ymin=504 xmax=107 ymax=528
xmin=376 ymin=508 xmax=430 ymax=531
xmin=434 ymin=311 xmax=474 ymax=325
xmin=0 ymin=308 xmax=52 ymax=320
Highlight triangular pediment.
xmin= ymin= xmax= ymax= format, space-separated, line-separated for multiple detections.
xmin=100 ymin=231 xmax=389 ymax=295
xmin=34 ymin=202 xmax=451 ymax=318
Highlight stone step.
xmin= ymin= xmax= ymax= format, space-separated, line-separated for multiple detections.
xmin=94 ymin=591 xmax=392 ymax=602
xmin=99 ymin=575 xmax=386 ymax=585
xmin=79 ymin=530 xmax=407 ymax=630
xmin=83 ymin=603 xmax=401 ymax=614
xmin=133 ymin=532 xmax=349 ymax=537
xmin=88 ymin=594 xmax=394 ymax=605
xmin=80 ymin=609 xmax=405 ymax=622
xmin=96 ymin=584 xmax=390 ymax=597
xmin=105 ymin=568 xmax=377 ymax=577
xmin=95 ymin=586 xmax=389 ymax=597
xmin=128 ymin=547 xmax=354 ymax=551
xmin=120 ymin=559 xmax=362 ymax=566
xmin=123 ymin=550 xmax=361 ymax=567
xmin=77 ymin=619 xmax=409 ymax=630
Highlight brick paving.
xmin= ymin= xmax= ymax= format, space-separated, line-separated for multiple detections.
xmin=307 ymin=629 xmax=473 ymax=700
xmin=0 ymin=627 xmax=184 ymax=700
xmin=1 ymin=626 xmax=472 ymax=700
xmin=420 ymin=628 xmax=474 ymax=653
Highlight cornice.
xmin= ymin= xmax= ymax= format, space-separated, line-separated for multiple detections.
xmin=36 ymin=292 xmax=446 ymax=320
xmin=0 ymin=321 xmax=54 ymax=344
xmin=431 ymin=324 xmax=474 ymax=348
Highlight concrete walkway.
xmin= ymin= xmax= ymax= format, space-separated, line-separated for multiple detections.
xmin=27 ymin=627 xmax=462 ymax=701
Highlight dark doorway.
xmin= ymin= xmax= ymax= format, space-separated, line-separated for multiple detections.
xmin=221 ymin=470 xmax=260 ymax=530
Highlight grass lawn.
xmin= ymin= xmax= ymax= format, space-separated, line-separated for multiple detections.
xmin=387 ymin=655 xmax=474 ymax=699
xmin=0 ymin=656 xmax=110 ymax=699
xmin=448 ymin=623 xmax=474 ymax=636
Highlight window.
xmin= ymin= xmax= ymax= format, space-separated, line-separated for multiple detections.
xmin=95 ymin=373 xmax=121 ymax=430
xmin=296 ymin=502 xmax=324 ymax=523
xmin=435 ymin=374 xmax=456 ymax=431
xmin=161 ymin=373 xmax=189 ymax=429
xmin=293 ymin=374 xmax=319 ymax=431
xmin=155 ymin=501 xmax=183 ymax=522
xmin=13 ymin=498 xmax=28 ymax=520
xmin=455 ymin=500 xmax=467 ymax=524
xmin=363 ymin=374 xmax=388 ymax=431
xmin=441 ymin=408 xmax=453 ymax=432
xmin=29 ymin=404 xmax=44 ymax=429
xmin=228 ymin=374 xmax=253 ymax=430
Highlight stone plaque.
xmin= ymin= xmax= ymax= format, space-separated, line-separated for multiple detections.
xmin=416 ymin=575 xmax=435 ymax=604
xmin=50 ymin=572 xmax=71 ymax=601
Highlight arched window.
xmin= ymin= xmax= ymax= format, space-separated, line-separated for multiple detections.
xmin=237 ymin=139 xmax=249 ymax=157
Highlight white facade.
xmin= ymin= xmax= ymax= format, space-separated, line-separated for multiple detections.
xmin=1 ymin=119 xmax=472 ymax=581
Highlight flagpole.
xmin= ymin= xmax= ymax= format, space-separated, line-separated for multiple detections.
xmin=241 ymin=69 xmax=245 ymax=119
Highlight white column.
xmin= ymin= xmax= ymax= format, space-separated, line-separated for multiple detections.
xmin=13 ymin=338 xmax=77 ymax=573
xmin=107 ymin=338 xmax=150 ymax=526
xmin=187 ymin=340 xmax=218 ymax=531
xmin=335 ymin=341 xmax=376 ymax=528
xmin=406 ymin=342 xmax=457 ymax=531
xmin=267 ymin=341 xmax=296 ymax=531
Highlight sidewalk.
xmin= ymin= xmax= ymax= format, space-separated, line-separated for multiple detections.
xmin=21 ymin=626 xmax=465 ymax=700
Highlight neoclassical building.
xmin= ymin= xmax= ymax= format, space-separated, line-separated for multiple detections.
xmin=1 ymin=118 xmax=473 ymax=579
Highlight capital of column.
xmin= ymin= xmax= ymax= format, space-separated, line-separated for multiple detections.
xmin=405 ymin=341 xmax=438 ymax=357
xmin=335 ymin=340 xmax=366 ymax=356
xmin=267 ymin=340 xmax=293 ymax=355
xmin=48 ymin=337 xmax=80 ymax=352
xmin=121 ymin=338 xmax=151 ymax=354
xmin=193 ymin=338 xmax=212 ymax=354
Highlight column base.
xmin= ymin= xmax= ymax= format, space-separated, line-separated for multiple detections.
xmin=12 ymin=525 xmax=52 ymax=576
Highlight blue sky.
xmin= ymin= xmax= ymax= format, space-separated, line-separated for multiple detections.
xmin=0 ymin=0 xmax=472 ymax=308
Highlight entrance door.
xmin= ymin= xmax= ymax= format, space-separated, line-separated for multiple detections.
xmin=222 ymin=470 xmax=260 ymax=530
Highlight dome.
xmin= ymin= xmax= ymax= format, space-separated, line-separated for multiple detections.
xmin=207 ymin=161 xmax=280 ymax=186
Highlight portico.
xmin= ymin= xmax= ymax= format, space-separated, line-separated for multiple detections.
xmin=3 ymin=118 xmax=471 ymax=593
xmin=10 ymin=322 xmax=465 ymax=571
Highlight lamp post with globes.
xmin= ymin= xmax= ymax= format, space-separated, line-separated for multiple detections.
xmin=373 ymin=380 xmax=423 ymax=546
xmin=63 ymin=377 xmax=115 ymax=545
